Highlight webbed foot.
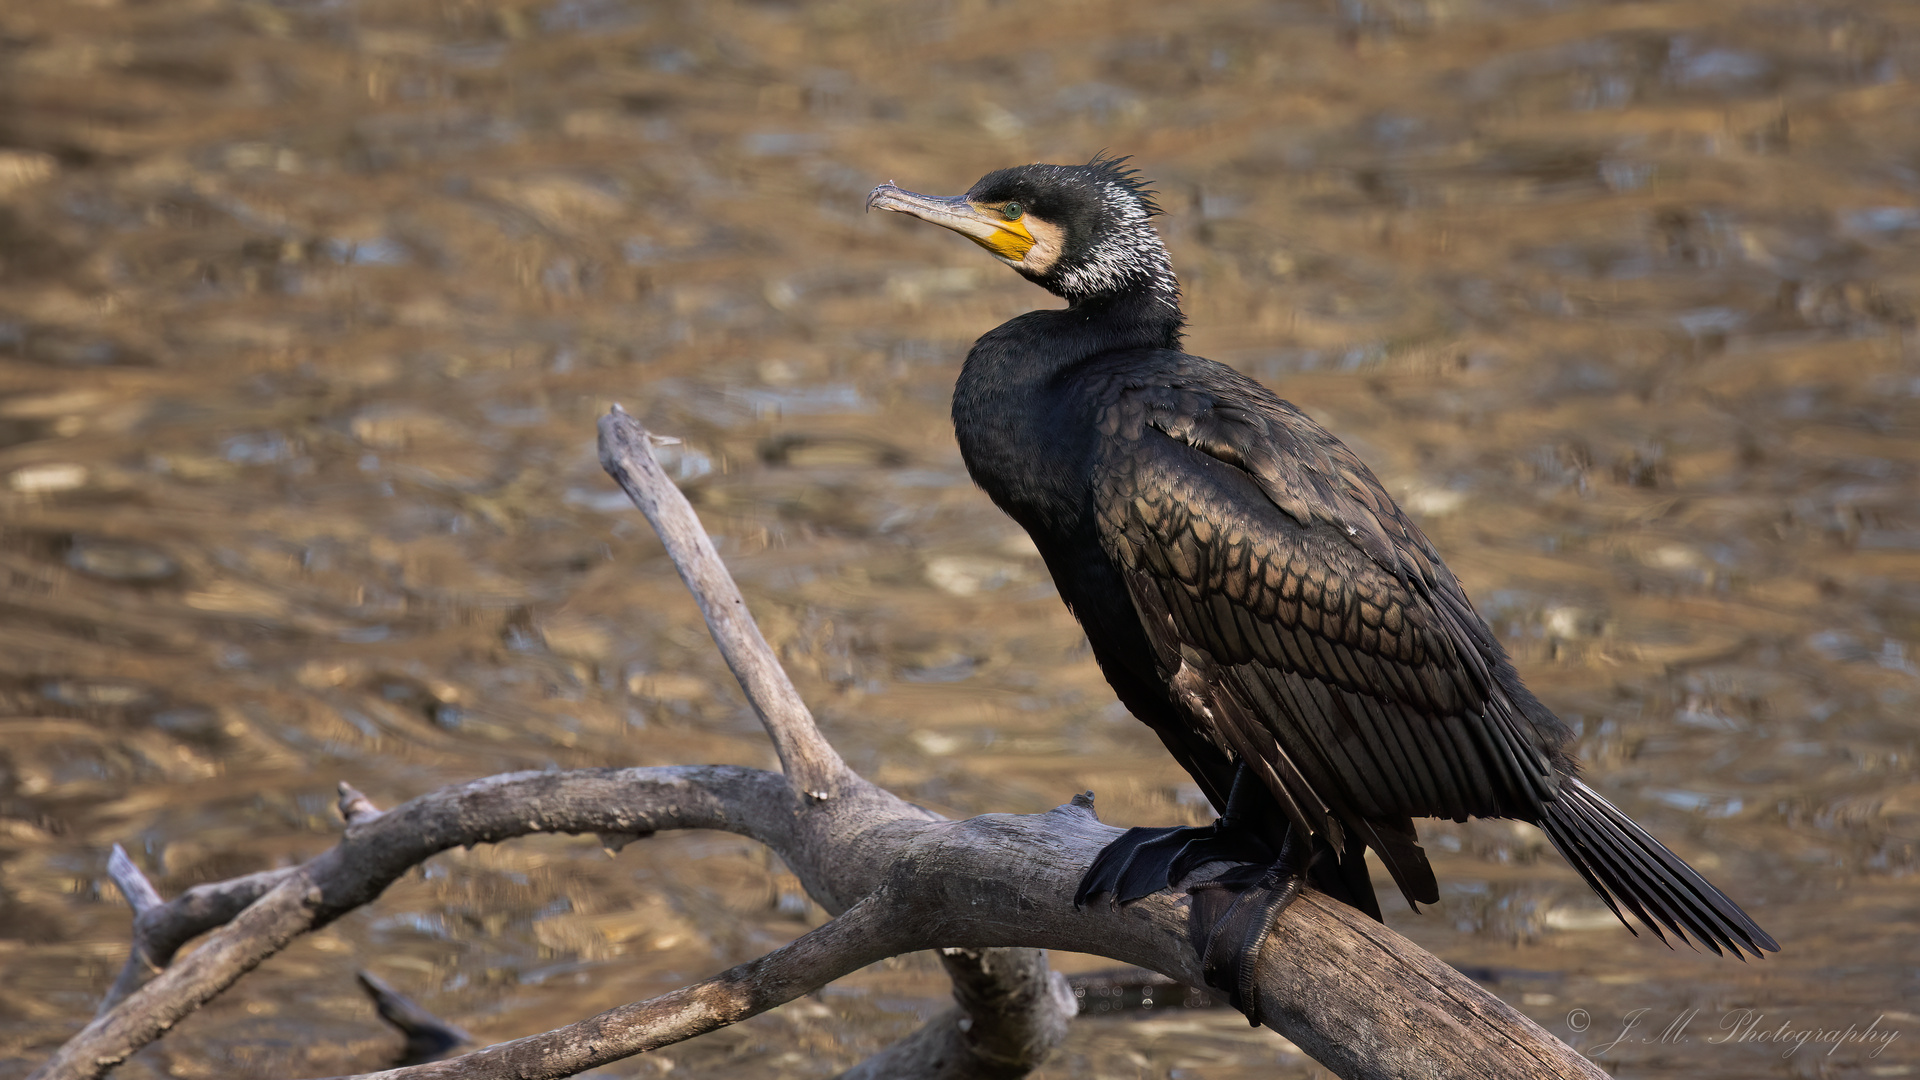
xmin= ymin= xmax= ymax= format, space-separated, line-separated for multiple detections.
xmin=1074 ymin=819 xmax=1274 ymax=908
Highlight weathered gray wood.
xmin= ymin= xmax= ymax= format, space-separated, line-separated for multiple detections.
xmin=836 ymin=949 xmax=1077 ymax=1080
xmin=104 ymin=846 xmax=163 ymax=916
xmin=97 ymin=848 xmax=300 ymax=1015
xmin=597 ymin=404 xmax=847 ymax=802
xmin=35 ymin=405 xmax=1609 ymax=1080
xmin=321 ymin=797 xmax=1598 ymax=1080
xmin=338 ymin=783 xmax=385 ymax=826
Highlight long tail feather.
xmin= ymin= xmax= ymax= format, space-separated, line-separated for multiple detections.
xmin=1539 ymin=779 xmax=1779 ymax=959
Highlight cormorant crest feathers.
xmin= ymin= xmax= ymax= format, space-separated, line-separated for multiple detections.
xmin=1083 ymin=152 xmax=1165 ymax=218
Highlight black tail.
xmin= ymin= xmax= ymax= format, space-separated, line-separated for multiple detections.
xmin=1538 ymin=779 xmax=1778 ymax=959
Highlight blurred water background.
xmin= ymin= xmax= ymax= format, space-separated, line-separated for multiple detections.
xmin=1 ymin=0 xmax=1917 ymax=1076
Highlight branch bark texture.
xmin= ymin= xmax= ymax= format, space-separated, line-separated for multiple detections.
xmin=598 ymin=405 xmax=846 ymax=801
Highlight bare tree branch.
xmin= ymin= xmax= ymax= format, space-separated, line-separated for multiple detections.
xmin=595 ymin=406 xmax=1073 ymax=1075
xmin=97 ymin=855 xmax=301 ymax=1015
xmin=598 ymin=404 xmax=847 ymax=802
xmin=33 ymin=767 xmax=802 ymax=1080
xmin=328 ymin=799 xmax=1601 ymax=1080
xmin=36 ymin=404 xmax=1611 ymax=1080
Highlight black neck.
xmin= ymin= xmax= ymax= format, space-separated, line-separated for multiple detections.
xmin=977 ymin=288 xmax=1184 ymax=381
xmin=951 ymin=287 xmax=1185 ymax=530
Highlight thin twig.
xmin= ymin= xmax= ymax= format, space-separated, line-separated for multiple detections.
xmin=96 ymin=847 xmax=169 ymax=1018
xmin=338 ymin=783 xmax=385 ymax=825
xmin=105 ymin=846 xmax=163 ymax=916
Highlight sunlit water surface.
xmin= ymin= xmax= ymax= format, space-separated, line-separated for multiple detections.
xmin=0 ymin=0 xmax=1917 ymax=1076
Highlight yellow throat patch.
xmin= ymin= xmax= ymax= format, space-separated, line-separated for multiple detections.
xmin=966 ymin=210 xmax=1036 ymax=262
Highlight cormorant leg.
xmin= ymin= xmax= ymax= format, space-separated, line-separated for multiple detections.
xmin=1187 ymin=826 xmax=1312 ymax=1028
xmin=1075 ymin=765 xmax=1278 ymax=908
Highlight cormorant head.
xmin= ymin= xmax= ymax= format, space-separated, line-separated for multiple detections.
xmin=868 ymin=155 xmax=1179 ymax=311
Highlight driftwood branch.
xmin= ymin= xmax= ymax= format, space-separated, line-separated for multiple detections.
xmin=32 ymin=405 xmax=1608 ymax=1080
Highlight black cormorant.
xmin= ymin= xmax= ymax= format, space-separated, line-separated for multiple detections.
xmin=867 ymin=156 xmax=1776 ymax=1020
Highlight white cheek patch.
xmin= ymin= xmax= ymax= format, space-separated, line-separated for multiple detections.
xmin=1019 ymin=218 xmax=1066 ymax=274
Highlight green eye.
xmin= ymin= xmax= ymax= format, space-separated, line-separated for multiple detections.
xmin=1001 ymin=202 xmax=1024 ymax=221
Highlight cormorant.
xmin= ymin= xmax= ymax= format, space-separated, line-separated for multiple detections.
xmin=867 ymin=156 xmax=1776 ymax=1020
